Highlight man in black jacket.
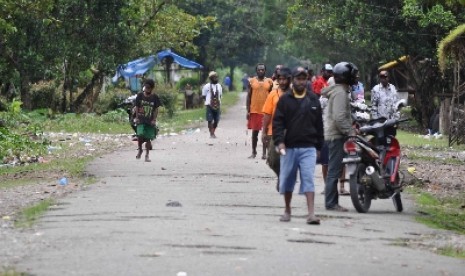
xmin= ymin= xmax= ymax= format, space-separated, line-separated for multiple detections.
xmin=273 ymin=67 xmax=324 ymax=225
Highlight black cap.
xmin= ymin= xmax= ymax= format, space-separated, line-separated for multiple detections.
xmin=292 ymin=66 xmax=308 ymax=77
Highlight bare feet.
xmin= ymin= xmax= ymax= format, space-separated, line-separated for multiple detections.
xmin=279 ymin=212 xmax=291 ymax=222
xmin=136 ymin=149 xmax=142 ymax=159
xmin=306 ymin=215 xmax=321 ymax=225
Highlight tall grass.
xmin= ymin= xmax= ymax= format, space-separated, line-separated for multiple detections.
xmin=14 ymin=198 xmax=55 ymax=228
xmin=396 ymin=130 xmax=465 ymax=150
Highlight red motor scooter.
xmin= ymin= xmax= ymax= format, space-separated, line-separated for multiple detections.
xmin=342 ymin=101 xmax=408 ymax=213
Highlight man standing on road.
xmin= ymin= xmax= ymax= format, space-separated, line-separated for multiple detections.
xmin=271 ymin=64 xmax=283 ymax=90
xmin=262 ymin=67 xmax=292 ymax=191
xmin=202 ymin=71 xmax=223 ymax=138
xmin=224 ymin=74 xmax=232 ymax=92
xmin=371 ymin=70 xmax=400 ymax=120
xmin=322 ymin=62 xmax=359 ymax=212
xmin=246 ymin=63 xmax=273 ymax=159
xmin=312 ymin=64 xmax=333 ymax=96
xmin=134 ymin=79 xmax=161 ymax=162
xmin=273 ymin=67 xmax=324 ymax=225
xmin=370 ymin=70 xmax=400 ymax=138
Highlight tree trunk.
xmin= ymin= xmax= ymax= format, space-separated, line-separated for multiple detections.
xmin=62 ymin=79 xmax=68 ymax=113
xmin=229 ymin=66 xmax=235 ymax=91
xmin=73 ymin=71 xmax=102 ymax=110
xmin=90 ymin=74 xmax=105 ymax=112
xmin=440 ymin=98 xmax=451 ymax=135
xmin=20 ymin=73 xmax=32 ymax=110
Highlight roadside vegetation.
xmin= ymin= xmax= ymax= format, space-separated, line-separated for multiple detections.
xmin=14 ymin=198 xmax=55 ymax=228
xmin=397 ymin=129 xmax=465 ymax=258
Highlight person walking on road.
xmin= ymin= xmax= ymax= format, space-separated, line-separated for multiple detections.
xmin=202 ymin=71 xmax=223 ymax=138
xmin=262 ymin=67 xmax=292 ymax=191
xmin=312 ymin=64 xmax=333 ymax=96
xmin=247 ymin=63 xmax=273 ymax=159
xmin=241 ymin=74 xmax=249 ymax=92
xmin=273 ymin=66 xmax=324 ymax=225
xmin=134 ymin=79 xmax=161 ymax=162
xmin=224 ymin=74 xmax=232 ymax=92
xmin=271 ymin=64 xmax=283 ymax=90
xmin=322 ymin=62 xmax=359 ymax=212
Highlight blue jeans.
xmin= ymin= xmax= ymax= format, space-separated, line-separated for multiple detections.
xmin=279 ymin=147 xmax=317 ymax=194
xmin=325 ymin=138 xmax=345 ymax=208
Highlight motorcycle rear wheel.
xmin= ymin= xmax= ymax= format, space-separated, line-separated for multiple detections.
xmin=349 ymin=164 xmax=372 ymax=213
xmin=392 ymin=192 xmax=403 ymax=212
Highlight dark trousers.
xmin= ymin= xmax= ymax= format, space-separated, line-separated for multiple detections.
xmin=325 ymin=138 xmax=345 ymax=208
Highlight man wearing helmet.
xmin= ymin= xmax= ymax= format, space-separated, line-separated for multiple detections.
xmin=322 ymin=62 xmax=359 ymax=212
xmin=262 ymin=67 xmax=292 ymax=191
xmin=202 ymin=71 xmax=223 ymax=138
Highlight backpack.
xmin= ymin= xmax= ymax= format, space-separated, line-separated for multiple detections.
xmin=210 ymin=84 xmax=220 ymax=110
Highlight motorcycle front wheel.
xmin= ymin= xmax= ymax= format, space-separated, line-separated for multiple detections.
xmin=349 ymin=163 xmax=372 ymax=213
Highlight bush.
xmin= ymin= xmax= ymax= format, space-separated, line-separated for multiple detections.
xmin=30 ymin=82 xmax=60 ymax=110
xmin=157 ymin=84 xmax=178 ymax=118
xmin=176 ymin=77 xmax=201 ymax=90
xmin=94 ymin=87 xmax=131 ymax=115
xmin=100 ymin=108 xmax=128 ymax=123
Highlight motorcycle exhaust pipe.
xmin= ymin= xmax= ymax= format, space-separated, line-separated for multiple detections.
xmin=365 ymin=166 xmax=386 ymax=192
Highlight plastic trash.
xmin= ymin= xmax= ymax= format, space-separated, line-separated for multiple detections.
xmin=59 ymin=177 xmax=68 ymax=186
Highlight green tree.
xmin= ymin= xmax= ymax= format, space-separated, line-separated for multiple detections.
xmin=286 ymin=0 xmax=465 ymax=127
xmin=179 ymin=0 xmax=278 ymax=84
xmin=0 ymin=0 xmax=211 ymax=112
xmin=0 ymin=0 xmax=55 ymax=109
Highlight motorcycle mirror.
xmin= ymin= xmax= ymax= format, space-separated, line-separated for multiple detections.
xmin=395 ymin=99 xmax=407 ymax=110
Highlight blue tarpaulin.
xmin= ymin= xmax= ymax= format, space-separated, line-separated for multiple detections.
xmin=157 ymin=49 xmax=203 ymax=70
xmin=112 ymin=49 xmax=203 ymax=83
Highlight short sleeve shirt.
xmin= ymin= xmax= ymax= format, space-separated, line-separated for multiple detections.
xmin=201 ymin=83 xmax=223 ymax=106
xmin=262 ymin=89 xmax=284 ymax=135
xmin=135 ymin=93 xmax=161 ymax=124
xmin=249 ymin=77 xmax=273 ymax=114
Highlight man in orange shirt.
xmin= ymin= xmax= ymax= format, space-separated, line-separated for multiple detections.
xmin=246 ymin=63 xmax=273 ymax=159
xmin=262 ymin=67 xmax=292 ymax=191
xmin=312 ymin=64 xmax=333 ymax=95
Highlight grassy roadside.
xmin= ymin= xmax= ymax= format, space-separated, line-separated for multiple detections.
xmin=398 ymin=130 xmax=465 ymax=258
xmin=14 ymin=198 xmax=55 ymax=228
xmin=413 ymin=191 xmax=465 ymax=235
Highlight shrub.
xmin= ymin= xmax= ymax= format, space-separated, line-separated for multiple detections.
xmin=157 ymin=84 xmax=178 ymax=118
xmin=30 ymin=82 xmax=60 ymax=110
xmin=176 ymin=77 xmax=201 ymax=90
xmin=94 ymin=87 xmax=131 ymax=115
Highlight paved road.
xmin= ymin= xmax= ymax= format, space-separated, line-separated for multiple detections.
xmin=17 ymin=93 xmax=465 ymax=275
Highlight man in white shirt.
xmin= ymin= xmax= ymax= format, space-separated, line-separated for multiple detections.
xmin=371 ymin=71 xmax=400 ymax=120
xmin=202 ymin=71 xmax=223 ymax=138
